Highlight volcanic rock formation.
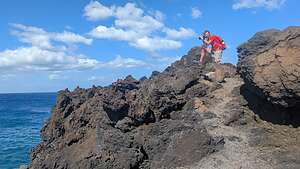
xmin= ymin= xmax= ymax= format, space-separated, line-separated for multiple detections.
xmin=28 ymin=27 xmax=300 ymax=169
xmin=29 ymin=48 xmax=234 ymax=169
xmin=237 ymin=26 xmax=300 ymax=126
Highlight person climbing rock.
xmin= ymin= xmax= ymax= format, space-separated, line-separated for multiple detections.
xmin=199 ymin=30 xmax=226 ymax=64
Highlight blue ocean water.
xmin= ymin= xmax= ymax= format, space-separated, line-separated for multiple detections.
xmin=0 ymin=93 xmax=56 ymax=169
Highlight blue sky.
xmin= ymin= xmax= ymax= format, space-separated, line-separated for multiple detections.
xmin=0 ymin=0 xmax=299 ymax=93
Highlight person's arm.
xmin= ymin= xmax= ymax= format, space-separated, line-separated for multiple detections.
xmin=199 ymin=35 xmax=212 ymax=46
xmin=203 ymin=38 xmax=212 ymax=45
xmin=198 ymin=35 xmax=204 ymax=40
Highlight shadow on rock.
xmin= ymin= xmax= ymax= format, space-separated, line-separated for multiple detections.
xmin=240 ymin=83 xmax=300 ymax=127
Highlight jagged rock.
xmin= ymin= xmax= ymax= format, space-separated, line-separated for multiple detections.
xmin=28 ymin=47 xmax=223 ymax=169
xmin=139 ymin=76 xmax=147 ymax=82
xmin=237 ymin=26 xmax=300 ymax=108
xmin=28 ymin=35 xmax=300 ymax=169
xmin=214 ymin=65 xmax=226 ymax=82
xmin=203 ymin=63 xmax=237 ymax=83
xmin=193 ymin=98 xmax=210 ymax=113
xmin=237 ymin=26 xmax=300 ymax=126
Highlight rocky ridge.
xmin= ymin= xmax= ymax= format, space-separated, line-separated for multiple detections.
xmin=28 ymin=27 xmax=300 ymax=169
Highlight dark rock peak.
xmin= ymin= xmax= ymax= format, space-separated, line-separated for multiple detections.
xmin=237 ymin=27 xmax=300 ymax=60
xmin=29 ymin=46 xmax=237 ymax=169
xmin=28 ymin=26 xmax=300 ymax=169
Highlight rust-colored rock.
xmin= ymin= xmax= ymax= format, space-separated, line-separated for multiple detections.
xmin=237 ymin=26 xmax=300 ymax=108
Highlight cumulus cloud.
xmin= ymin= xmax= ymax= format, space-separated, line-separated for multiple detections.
xmin=89 ymin=26 xmax=183 ymax=51
xmin=89 ymin=25 xmax=141 ymax=41
xmin=130 ymin=37 xmax=182 ymax=51
xmin=49 ymin=74 xmax=60 ymax=80
xmin=149 ymin=52 xmax=181 ymax=65
xmin=84 ymin=2 xmax=163 ymax=33
xmin=1 ymin=24 xmax=99 ymax=73
xmin=0 ymin=46 xmax=147 ymax=72
xmin=104 ymin=55 xmax=147 ymax=68
xmin=152 ymin=10 xmax=165 ymax=21
xmin=84 ymin=1 xmax=195 ymax=52
xmin=163 ymin=27 xmax=196 ymax=39
xmin=232 ymin=0 xmax=286 ymax=10
xmin=10 ymin=24 xmax=52 ymax=49
xmin=49 ymin=73 xmax=67 ymax=80
xmin=10 ymin=24 xmax=92 ymax=49
xmin=83 ymin=1 xmax=115 ymax=20
xmin=0 ymin=23 xmax=147 ymax=73
xmin=0 ymin=47 xmax=99 ymax=71
xmin=88 ymin=76 xmax=105 ymax=81
xmin=114 ymin=3 xmax=164 ymax=34
xmin=191 ymin=7 xmax=202 ymax=19
xmin=52 ymin=31 xmax=92 ymax=45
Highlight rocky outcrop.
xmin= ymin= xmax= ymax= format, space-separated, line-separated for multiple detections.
xmin=237 ymin=26 xmax=300 ymax=126
xmin=29 ymin=47 xmax=236 ymax=169
xmin=28 ymin=26 xmax=300 ymax=169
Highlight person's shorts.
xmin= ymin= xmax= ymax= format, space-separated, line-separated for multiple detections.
xmin=212 ymin=50 xmax=222 ymax=63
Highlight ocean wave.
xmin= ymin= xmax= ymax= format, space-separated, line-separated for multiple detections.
xmin=30 ymin=107 xmax=51 ymax=113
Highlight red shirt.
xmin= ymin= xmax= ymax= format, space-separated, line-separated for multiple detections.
xmin=209 ymin=35 xmax=223 ymax=50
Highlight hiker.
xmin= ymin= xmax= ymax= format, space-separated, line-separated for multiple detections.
xmin=198 ymin=30 xmax=226 ymax=64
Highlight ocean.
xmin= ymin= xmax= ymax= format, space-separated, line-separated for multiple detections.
xmin=0 ymin=93 xmax=57 ymax=169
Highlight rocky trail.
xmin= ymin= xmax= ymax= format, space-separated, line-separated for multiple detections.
xmin=192 ymin=77 xmax=273 ymax=169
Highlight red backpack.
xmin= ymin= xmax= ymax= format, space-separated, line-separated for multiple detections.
xmin=210 ymin=35 xmax=227 ymax=50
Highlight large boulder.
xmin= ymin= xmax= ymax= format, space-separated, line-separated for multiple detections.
xmin=237 ymin=26 xmax=300 ymax=109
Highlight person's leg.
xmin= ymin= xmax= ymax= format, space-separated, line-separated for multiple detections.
xmin=200 ymin=47 xmax=206 ymax=64
xmin=213 ymin=50 xmax=222 ymax=64
xmin=200 ymin=46 xmax=210 ymax=64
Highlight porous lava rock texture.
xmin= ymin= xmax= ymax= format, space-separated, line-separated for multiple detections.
xmin=29 ymin=47 xmax=232 ymax=169
xmin=28 ymin=26 xmax=300 ymax=169
xmin=237 ymin=26 xmax=300 ymax=126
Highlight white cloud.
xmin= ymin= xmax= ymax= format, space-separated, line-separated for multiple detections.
xmin=149 ymin=52 xmax=181 ymax=65
xmin=10 ymin=24 xmax=93 ymax=49
xmin=1 ymin=24 xmax=106 ymax=73
xmin=83 ymin=1 xmax=165 ymax=34
xmin=1 ymin=22 xmax=150 ymax=77
xmin=10 ymin=24 xmax=52 ymax=49
xmin=152 ymin=10 xmax=165 ymax=21
xmin=65 ymin=25 xmax=73 ymax=30
xmin=232 ymin=0 xmax=286 ymax=10
xmin=0 ymin=47 xmax=99 ymax=71
xmin=85 ymin=1 xmax=193 ymax=52
xmin=191 ymin=7 xmax=202 ymax=19
xmin=89 ymin=25 xmax=141 ymax=41
xmin=49 ymin=73 xmax=67 ymax=80
xmin=114 ymin=3 xmax=143 ymax=19
xmin=104 ymin=55 xmax=147 ymax=68
xmin=89 ymin=26 xmax=182 ymax=51
xmin=131 ymin=37 xmax=182 ymax=51
xmin=88 ymin=76 xmax=105 ymax=81
xmin=0 ymin=46 xmax=147 ymax=72
xmin=52 ymin=31 xmax=92 ymax=45
xmin=114 ymin=17 xmax=163 ymax=34
xmin=83 ymin=1 xmax=114 ymax=20
xmin=1 ymin=74 xmax=16 ymax=80
xmin=163 ymin=27 xmax=196 ymax=39
xmin=113 ymin=3 xmax=164 ymax=34
xmin=49 ymin=74 xmax=60 ymax=80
